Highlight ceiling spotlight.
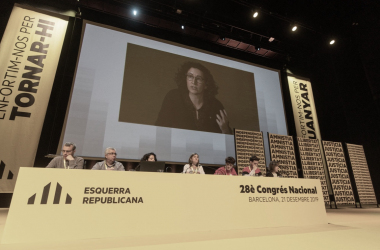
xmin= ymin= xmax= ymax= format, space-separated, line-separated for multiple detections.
xmin=253 ymin=12 xmax=258 ymax=18
xmin=292 ymin=26 xmax=297 ymax=31
xmin=330 ymin=40 xmax=335 ymax=45
xmin=133 ymin=10 xmax=137 ymax=16
xmin=181 ymin=25 xmax=185 ymax=30
xmin=268 ymin=37 xmax=275 ymax=42
xmin=176 ymin=9 xmax=182 ymax=14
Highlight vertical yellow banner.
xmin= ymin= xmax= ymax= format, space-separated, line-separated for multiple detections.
xmin=322 ymin=141 xmax=355 ymax=205
xmin=268 ymin=133 xmax=298 ymax=178
xmin=0 ymin=5 xmax=68 ymax=192
xmin=234 ymin=129 xmax=266 ymax=175
xmin=297 ymin=137 xmax=330 ymax=205
xmin=287 ymin=75 xmax=322 ymax=140
xmin=288 ymin=75 xmax=333 ymax=198
xmin=346 ymin=143 xmax=377 ymax=205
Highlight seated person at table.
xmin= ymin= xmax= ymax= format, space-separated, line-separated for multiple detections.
xmin=183 ymin=153 xmax=205 ymax=174
xmin=135 ymin=152 xmax=157 ymax=170
xmin=46 ymin=142 xmax=84 ymax=169
xmin=266 ymin=161 xmax=282 ymax=177
xmin=214 ymin=157 xmax=237 ymax=175
xmin=242 ymin=155 xmax=262 ymax=176
xmin=92 ymin=147 xmax=125 ymax=171
xmin=141 ymin=152 xmax=157 ymax=162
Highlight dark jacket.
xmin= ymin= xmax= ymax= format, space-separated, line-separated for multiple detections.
xmin=155 ymin=89 xmax=228 ymax=134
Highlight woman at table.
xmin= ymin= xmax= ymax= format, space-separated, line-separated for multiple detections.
xmin=183 ymin=153 xmax=205 ymax=174
xmin=141 ymin=152 xmax=157 ymax=162
xmin=266 ymin=161 xmax=282 ymax=177
xmin=136 ymin=152 xmax=157 ymax=170
xmin=214 ymin=156 xmax=237 ymax=175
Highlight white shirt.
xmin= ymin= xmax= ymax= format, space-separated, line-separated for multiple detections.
xmin=183 ymin=164 xmax=205 ymax=174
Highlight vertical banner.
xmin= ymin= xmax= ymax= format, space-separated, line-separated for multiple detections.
xmin=287 ymin=75 xmax=332 ymax=195
xmin=234 ymin=129 xmax=266 ymax=175
xmin=287 ymin=75 xmax=322 ymax=140
xmin=346 ymin=143 xmax=377 ymax=205
xmin=0 ymin=5 xmax=68 ymax=192
xmin=268 ymin=133 xmax=298 ymax=178
xmin=322 ymin=141 xmax=355 ymax=205
xmin=297 ymin=137 xmax=330 ymax=205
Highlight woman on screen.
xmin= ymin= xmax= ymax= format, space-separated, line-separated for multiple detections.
xmin=155 ymin=61 xmax=232 ymax=134
xmin=266 ymin=161 xmax=282 ymax=177
xmin=183 ymin=153 xmax=205 ymax=174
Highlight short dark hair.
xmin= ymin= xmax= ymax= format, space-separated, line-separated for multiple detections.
xmin=250 ymin=155 xmax=260 ymax=162
xmin=225 ymin=156 xmax=236 ymax=165
xmin=268 ymin=161 xmax=280 ymax=172
xmin=175 ymin=61 xmax=218 ymax=97
xmin=141 ymin=152 xmax=157 ymax=162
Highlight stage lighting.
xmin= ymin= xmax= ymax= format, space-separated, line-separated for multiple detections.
xmin=256 ymin=47 xmax=261 ymax=51
xmin=253 ymin=12 xmax=258 ymax=18
xmin=292 ymin=26 xmax=297 ymax=31
xmin=181 ymin=25 xmax=185 ymax=30
xmin=133 ymin=10 xmax=137 ymax=16
xmin=330 ymin=40 xmax=335 ymax=45
xmin=268 ymin=37 xmax=275 ymax=42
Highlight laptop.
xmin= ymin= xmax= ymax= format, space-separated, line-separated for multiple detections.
xmin=139 ymin=161 xmax=166 ymax=172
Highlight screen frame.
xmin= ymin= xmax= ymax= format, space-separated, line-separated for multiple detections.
xmin=57 ymin=20 xmax=289 ymax=164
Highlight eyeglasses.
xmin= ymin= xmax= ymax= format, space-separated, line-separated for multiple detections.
xmin=186 ymin=74 xmax=205 ymax=84
xmin=107 ymin=152 xmax=117 ymax=155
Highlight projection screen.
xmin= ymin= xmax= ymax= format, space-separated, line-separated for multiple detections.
xmin=60 ymin=21 xmax=287 ymax=165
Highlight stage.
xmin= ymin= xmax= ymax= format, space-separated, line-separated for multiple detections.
xmin=1 ymin=206 xmax=379 ymax=250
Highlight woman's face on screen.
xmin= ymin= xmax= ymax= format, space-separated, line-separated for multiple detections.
xmin=186 ymin=67 xmax=206 ymax=95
